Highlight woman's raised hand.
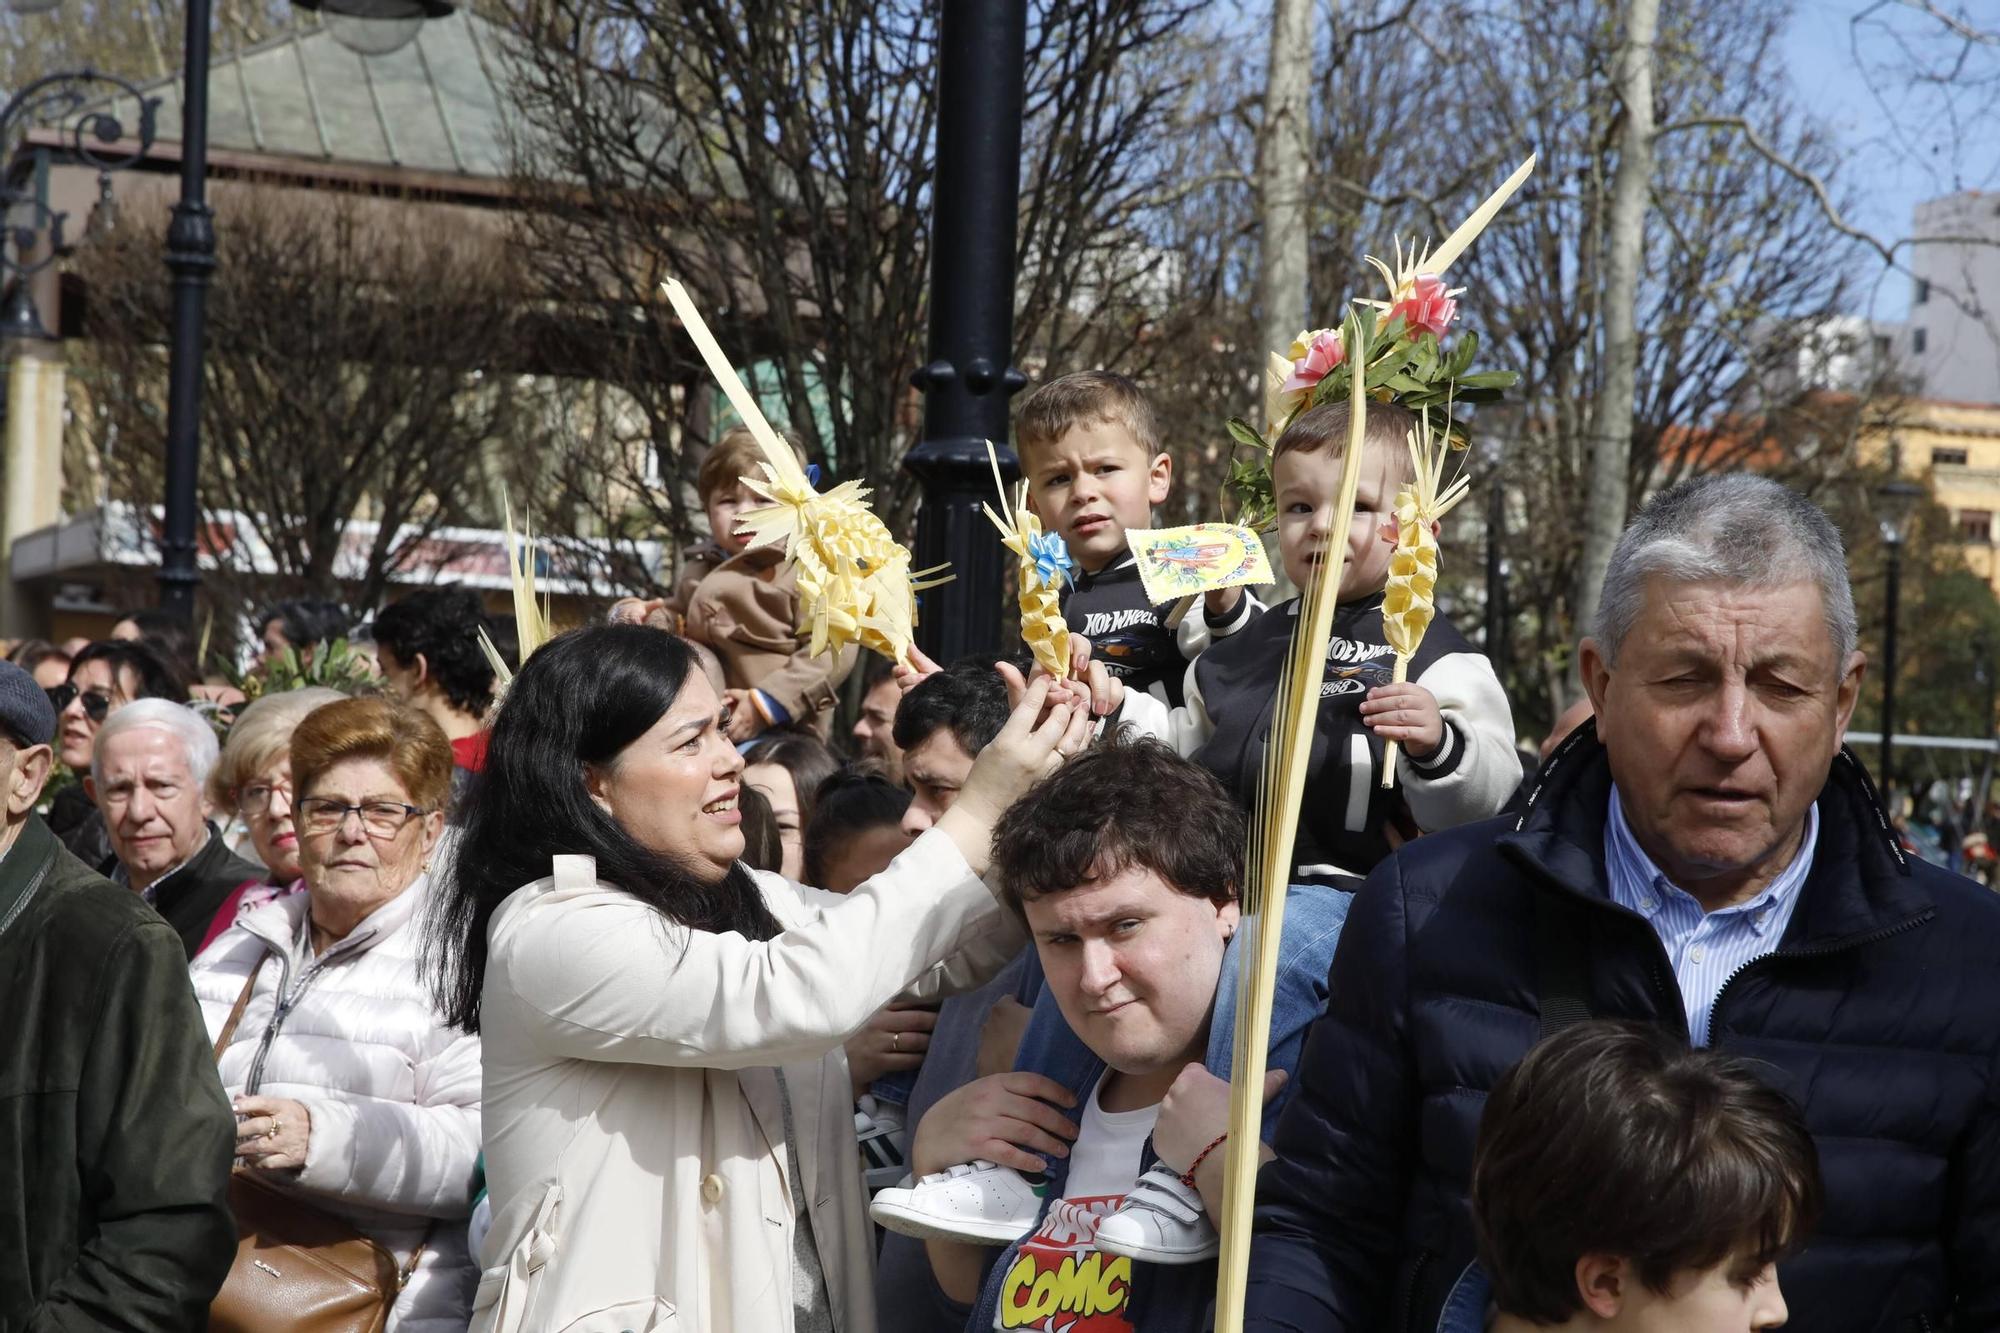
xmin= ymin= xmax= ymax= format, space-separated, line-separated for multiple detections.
xmin=994 ymin=633 xmax=1122 ymax=721
xmin=934 ymin=676 xmax=1092 ymax=872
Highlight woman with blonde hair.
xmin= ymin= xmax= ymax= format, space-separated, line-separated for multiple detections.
xmin=198 ymin=686 xmax=345 ymax=953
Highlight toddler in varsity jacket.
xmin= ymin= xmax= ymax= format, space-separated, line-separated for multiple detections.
xmin=1121 ymin=398 xmax=1517 ymax=877
xmin=1015 ymin=371 xmax=1254 ymax=709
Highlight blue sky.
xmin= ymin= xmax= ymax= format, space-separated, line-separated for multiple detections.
xmin=1783 ymin=0 xmax=2000 ymax=321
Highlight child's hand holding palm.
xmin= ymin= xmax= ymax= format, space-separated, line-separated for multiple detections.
xmin=1360 ymin=682 xmax=1445 ymax=761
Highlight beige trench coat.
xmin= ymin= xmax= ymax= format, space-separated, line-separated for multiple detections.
xmin=471 ymin=829 xmax=1016 ymax=1333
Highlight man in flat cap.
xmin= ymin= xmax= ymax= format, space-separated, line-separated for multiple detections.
xmin=0 ymin=658 xmax=236 ymax=1329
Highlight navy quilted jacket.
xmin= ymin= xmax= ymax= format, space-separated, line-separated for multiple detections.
xmin=1244 ymin=727 xmax=2000 ymax=1333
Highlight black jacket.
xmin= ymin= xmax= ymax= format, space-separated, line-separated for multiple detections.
xmin=1245 ymin=727 xmax=2000 ymax=1333
xmin=0 ymin=813 xmax=237 ymax=1330
xmin=1191 ymin=594 xmax=1496 ymax=875
xmin=102 ymin=821 xmax=265 ymax=961
xmin=1061 ymin=555 xmax=1186 ymax=707
xmin=46 ymin=784 xmax=111 ymax=870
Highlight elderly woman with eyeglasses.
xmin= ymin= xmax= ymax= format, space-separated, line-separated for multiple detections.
xmin=190 ymin=695 xmax=482 ymax=1332
xmin=195 ymin=686 xmax=346 ymax=955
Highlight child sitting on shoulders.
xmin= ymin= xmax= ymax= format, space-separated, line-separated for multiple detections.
xmin=1016 ymin=371 xmax=1252 ymax=709
xmin=1120 ymin=398 xmax=1517 ymax=878
xmin=1443 ymin=1019 xmax=1820 ymax=1332
xmin=678 ymin=424 xmax=857 ymax=740
xmin=661 ymin=424 xmax=762 ymax=621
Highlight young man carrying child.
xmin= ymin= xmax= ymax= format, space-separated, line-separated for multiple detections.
xmin=873 ymin=737 xmax=1349 ymax=1332
xmin=1445 ymin=1020 xmax=1819 ymax=1333
xmin=675 ymin=423 xmax=858 ymax=739
xmin=1016 ymin=372 xmax=1251 ymax=708
xmin=1122 ymin=397 xmax=1517 ymax=876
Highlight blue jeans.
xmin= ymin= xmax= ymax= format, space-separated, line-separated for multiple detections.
xmin=870 ymin=1068 xmax=917 ymax=1108
xmin=1011 ymin=882 xmax=1353 ymax=1137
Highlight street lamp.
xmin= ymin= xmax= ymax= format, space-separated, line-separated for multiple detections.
xmin=1 ymin=71 xmax=159 ymax=343
xmin=0 ymin=0 xmax=214 ymax=624
xmin=1877 ymin=476 xmax=1926 ymax=796
xmin=8 ymin=1 xmax=449 ymax=625
xmin=293 ymin=0 xmax=455 ymax=57
xmin=903 ymin=0 xmax=1029 ymax=664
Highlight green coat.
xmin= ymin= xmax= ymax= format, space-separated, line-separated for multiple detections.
xmin=0 ymin=813 xmax=237 ymax=1330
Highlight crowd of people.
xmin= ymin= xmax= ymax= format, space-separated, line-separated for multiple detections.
xmin=1 ymin=371 xmax=1997 ymax=1333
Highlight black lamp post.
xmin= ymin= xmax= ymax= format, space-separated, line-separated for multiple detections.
xmin=1877 ymin=476 xmax=1925 ymax=797
xmin=0 ymin=2 xmax=206 ymax=624
xmin=903 ymin=0 xmax=1029 ymax=664
xmin=155 ymin=0 xmax=217 ymax=623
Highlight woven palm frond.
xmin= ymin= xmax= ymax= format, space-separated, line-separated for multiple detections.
xmin=661 ymin=278 xmax=947 ymax=666
xmin=981 ymin=441 xmax=1075 ymax=679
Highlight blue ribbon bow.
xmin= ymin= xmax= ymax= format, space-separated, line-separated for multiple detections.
xmin=1026 ymin=529 xmax=1077 ymax=588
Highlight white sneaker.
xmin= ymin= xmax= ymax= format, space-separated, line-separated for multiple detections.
xmin=1093 ymin=1165 xmax=1218 ymax=1264
xmin=868 ymin=1160 xmax=1045 ymax=1244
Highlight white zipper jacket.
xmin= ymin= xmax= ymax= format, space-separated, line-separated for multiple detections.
xmin=190 ymin=875 xmax=483 ymax=1333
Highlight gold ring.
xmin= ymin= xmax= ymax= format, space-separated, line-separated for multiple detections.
xmin=891 ymin=1032 xmax=901 ymax=1052
xmin=267 ymin=1117 xmax=281 ymax=1140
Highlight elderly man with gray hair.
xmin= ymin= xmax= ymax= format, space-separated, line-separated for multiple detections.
xmin=87 ymin=696 xmax=264 ymax=959
xmin=1244 ymin=474 xmax=2000 ymax=1331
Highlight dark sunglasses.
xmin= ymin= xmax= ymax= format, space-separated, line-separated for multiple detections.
xmin=46 ymin=684 xmax=114 ymax=722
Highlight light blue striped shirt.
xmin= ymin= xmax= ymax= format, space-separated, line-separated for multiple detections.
xmin=1605 ymin=788 xmax=1817 ymax=1046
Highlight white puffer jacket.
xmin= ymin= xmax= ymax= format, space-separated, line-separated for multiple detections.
xmin=191 ymin=875 xmax=482 ymax=1333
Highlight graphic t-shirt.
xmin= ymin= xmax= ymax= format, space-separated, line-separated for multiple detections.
xmin=993 ymin=1085 xmax=1161 ymax=1332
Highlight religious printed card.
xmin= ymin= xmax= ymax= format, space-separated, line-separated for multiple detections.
xmin=1127 ymin=523 xmax=1276 ymax=606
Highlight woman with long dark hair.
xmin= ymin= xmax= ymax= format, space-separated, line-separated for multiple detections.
xmin=430 ymin=626 xmax=1085 ymax=1333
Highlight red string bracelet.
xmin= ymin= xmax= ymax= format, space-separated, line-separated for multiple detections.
xmin=1179 ymin=1132 xmax=1229 ymax=1188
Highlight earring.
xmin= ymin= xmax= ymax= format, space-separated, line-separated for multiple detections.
xmin=421 ymin=859 xmax=432 ymax=873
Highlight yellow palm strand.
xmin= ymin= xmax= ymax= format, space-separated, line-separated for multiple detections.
xmin=1214 ymin=311 xmax=1374 ymax=1333
xmin=1379 ymin=482 xmax=1439 ymax=786
xmin=980 ymin=441 xmax=1073 ymax=679
xmin=1379 ymin=416 xmax=1472 ymax=786
xmin=1358 ymin=154 xmax=1537 ymax=317
xmin=479 ymin=490 xmax=551 ymax=703
xmin=661 ymin=278 xmax=947 ymax=666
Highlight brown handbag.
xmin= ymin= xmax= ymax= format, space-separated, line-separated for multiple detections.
xmin=207 ymin=956 xmax=430 ymax=1333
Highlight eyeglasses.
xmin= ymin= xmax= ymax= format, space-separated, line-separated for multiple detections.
xmin=46 ymin=684 xmax=115 ymax=722
xmin=236 ymin=780 xmax=293 ymax=816
xmin=296 ymin=798 xmax=429 ymax=839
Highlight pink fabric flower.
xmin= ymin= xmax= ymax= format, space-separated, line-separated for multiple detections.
xmin=1387 ymin=274 xmax=1459 ymax=337
xmin=1280 ymin=328 xmax=1346 ymax=399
